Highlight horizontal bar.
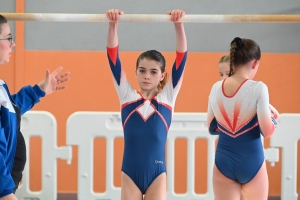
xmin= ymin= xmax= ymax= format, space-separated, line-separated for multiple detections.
xmin=1 ymin=13 xmax=300 ymax=23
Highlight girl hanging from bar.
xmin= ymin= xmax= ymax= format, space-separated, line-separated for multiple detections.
xmin=105 ymin=9 xmax=187 ymax=200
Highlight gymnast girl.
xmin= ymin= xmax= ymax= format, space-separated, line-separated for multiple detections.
xmin=207 ymin=37 xmax=279 ymax=199
xmin=105 ymin=9 xmax=187 ymax=200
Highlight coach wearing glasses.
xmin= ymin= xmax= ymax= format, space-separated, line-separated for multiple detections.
xmin=0 ymin=15 xmax=70 ymax=200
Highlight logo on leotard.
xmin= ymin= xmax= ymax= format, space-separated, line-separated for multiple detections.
xmin=155 ymin=160 xmax=163 ymax=164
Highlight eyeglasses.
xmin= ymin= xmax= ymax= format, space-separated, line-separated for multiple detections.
xmin=0 ymin=36 xmax=13 ymax=46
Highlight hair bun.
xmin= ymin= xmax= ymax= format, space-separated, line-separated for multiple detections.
xmin=231 ymin=37 xmax=244 ymax=49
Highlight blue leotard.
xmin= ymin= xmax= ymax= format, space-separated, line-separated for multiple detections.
xmin=107 ymin=46 xmax=187 ymax=194
xmin=207 ymin=79 xmax=276 ymax=184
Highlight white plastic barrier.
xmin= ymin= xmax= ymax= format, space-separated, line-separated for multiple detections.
xmin=16 ymin=111 xmax=299 ymax=200
xmin=66 ymin=112 xmax=123 ymax=200
xmin=270 ymin=114 xmax=300 ymax=200
xmin=66 ymin=112 xmax=218 ymax=200
xmin=16 ymin=111 xmax=72 ymax=200
xmin=66 ymin=112 xmax=283 ymax=200
xmin=166 ymin=113 xmax=217 ymax=199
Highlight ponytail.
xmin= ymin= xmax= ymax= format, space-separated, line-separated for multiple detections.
xmin=158 ymin=72 xmax=168 ymax=91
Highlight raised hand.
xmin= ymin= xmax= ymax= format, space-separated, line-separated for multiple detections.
xmin=167 ymin=9 xmax=185 ymax=23
xmin=38 ymin=67 xmax=70 ymax=95
xmin=106 ymin=9 xmax=124 ymax=23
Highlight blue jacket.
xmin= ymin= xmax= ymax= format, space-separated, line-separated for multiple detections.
xmin=0 ymin=80 xmax=45 ymax=197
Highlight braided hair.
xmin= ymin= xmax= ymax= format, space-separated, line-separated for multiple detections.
xmin=229 ymin=37 xmax=261 ymax=77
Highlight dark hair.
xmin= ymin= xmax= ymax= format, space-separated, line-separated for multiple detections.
xmin=229 ymin=37 xmax=261 ymax=77
xmin=136 ymin=50 xmax=168 ymax=91
xmin=0 ymin=15 xmax=8 ymax=34
xmin=219 ymin=55 xmax=230 ymax=64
